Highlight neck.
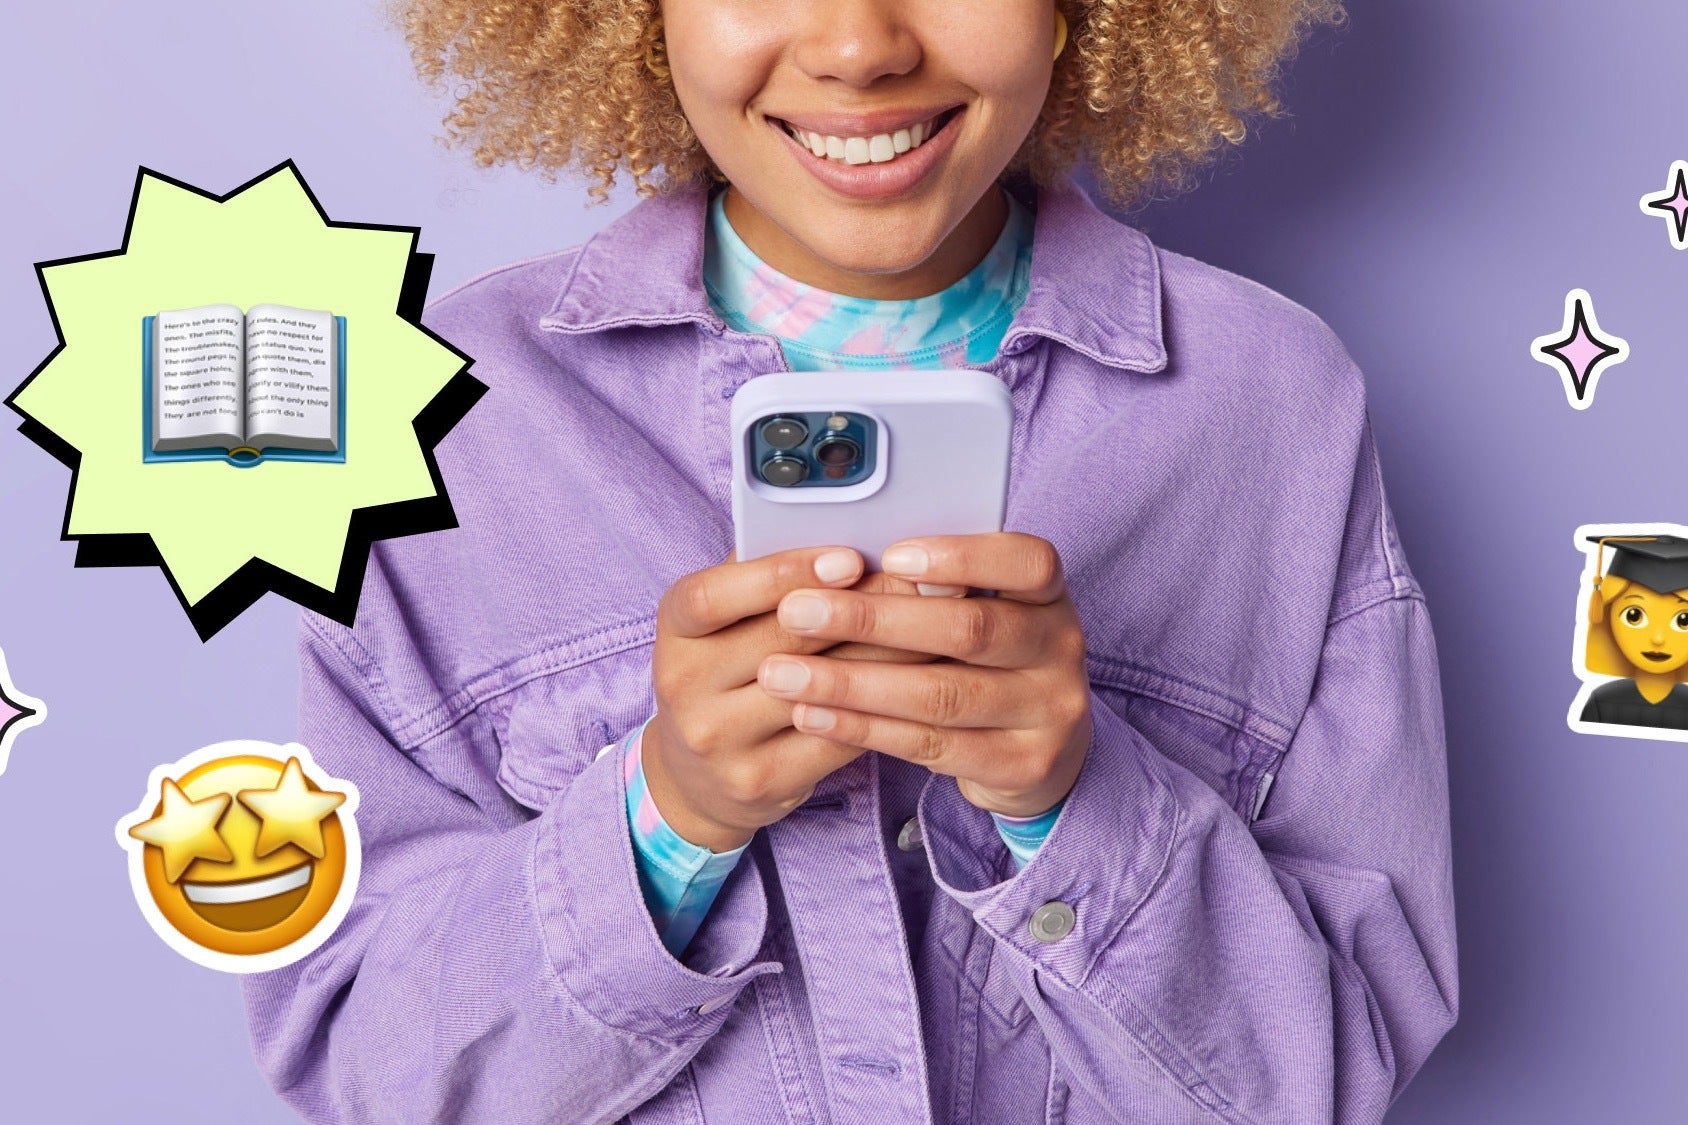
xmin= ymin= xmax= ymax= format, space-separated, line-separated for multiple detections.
xmin=1633 ymin=670 xmax=1678 ymax=704
xmin=720 ymin=185 xmax=1009 ymax=300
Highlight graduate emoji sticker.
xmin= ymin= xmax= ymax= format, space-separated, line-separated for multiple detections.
xmin=115 ymin=741 xmax=360 ymax=972
xmin=1569 ymin=526 xmax=1688 ymax=742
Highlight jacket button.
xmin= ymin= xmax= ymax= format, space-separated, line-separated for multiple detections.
xmin=1028 ymin=901 xmax=1076 ymax=943
xmin=896 ymin=816 xmax=925 ymax=852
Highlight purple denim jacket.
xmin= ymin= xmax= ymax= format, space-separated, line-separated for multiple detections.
xmin=244 ymin=174 xmax=1457 ymax=1124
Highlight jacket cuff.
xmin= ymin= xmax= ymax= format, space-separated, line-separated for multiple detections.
xmin=533 ymin=723 xmax=780 ymax=1040
xmin=918 ymin=687 xmax=1179 ymax=987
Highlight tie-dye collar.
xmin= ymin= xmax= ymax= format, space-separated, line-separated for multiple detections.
xmin=702 ymin=187 xmax=1034 ymax=369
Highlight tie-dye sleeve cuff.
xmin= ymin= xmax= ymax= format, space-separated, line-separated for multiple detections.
xmin=990 ymin=795 xmax=1068 ymax=873
xmin=622 ymin=716 xmax=749 ymax=957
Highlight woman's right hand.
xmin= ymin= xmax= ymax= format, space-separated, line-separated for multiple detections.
xmin=641 ymin=545 xmax=938 ymax=852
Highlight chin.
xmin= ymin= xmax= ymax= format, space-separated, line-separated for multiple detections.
xmin=801 ymin=231 xmax=946 ymax=278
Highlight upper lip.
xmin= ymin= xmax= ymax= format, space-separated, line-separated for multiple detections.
xmin=769 ymin=105 xmax=960 ymax=138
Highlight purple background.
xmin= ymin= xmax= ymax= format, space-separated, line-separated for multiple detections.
xmin=5 ymin=1 xmax=1685 ymax=1120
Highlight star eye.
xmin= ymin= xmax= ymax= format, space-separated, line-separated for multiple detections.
xmin=1623 ymin=606 xmax=1648 ymax=627
xmin=236 ymin=756 xmax=347 ymax=860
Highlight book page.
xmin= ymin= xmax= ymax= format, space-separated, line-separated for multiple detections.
xmin=244 ymin=305 xmax=338 ymax=453
xmin=152 ymin=305 xmax=245 ymax=451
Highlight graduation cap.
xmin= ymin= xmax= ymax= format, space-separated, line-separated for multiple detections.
xmin=1586 ymin=534 xmax=1688 ymax=623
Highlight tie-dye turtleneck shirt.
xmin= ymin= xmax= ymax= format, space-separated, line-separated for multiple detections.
xmin=702 ymin=186 xmax=1034 ymax=370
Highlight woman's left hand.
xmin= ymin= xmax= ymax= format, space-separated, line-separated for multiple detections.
xmin=757 ymin=532 xmax=1092 ymax=818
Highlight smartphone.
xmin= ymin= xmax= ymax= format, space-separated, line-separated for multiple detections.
xmin=729 ymin=369 xmax=1013 ymax=573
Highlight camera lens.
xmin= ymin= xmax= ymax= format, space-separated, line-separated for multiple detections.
xmin=813 ymin=437 xmax=859 ymax=467
xmin=760 ymin=417 xmax=807 ymax=450
xmin=760 ymin=455 xmax=808 ymax=487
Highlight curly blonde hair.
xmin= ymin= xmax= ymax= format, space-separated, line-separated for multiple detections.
xmin=393 ymin=0 xmax=1344 ymax=209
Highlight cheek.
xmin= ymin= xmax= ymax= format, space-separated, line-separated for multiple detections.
xmin=664 ymin=8 xmax=779 ymax=134
xmin=933 ymin=29 xmax=1051 ymax=133
xmin=1614 ymin=626 xmax=1647 ymax=657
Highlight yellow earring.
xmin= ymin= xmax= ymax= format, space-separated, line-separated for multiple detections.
xmin=1053 ymin=10 xmax=1068 ymax=60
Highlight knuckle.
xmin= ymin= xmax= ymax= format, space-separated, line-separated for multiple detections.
xmin=1026 ymin=539 xmax=1062 ymax=591
xmin=913 ymin=724 xmax=949 ymax=766
xmin=833 ymin=593 xmax=866 ymax=637
xmin=774 ymin=551 xmax=814 ymax=590
xmin=675 ymin=712 xmax=724 ymax=758
xmin=953 ymin=604 xmax=996 ymax=659
xmin=681 ymin=578 xmax=718 ymax=629
xmin=923 ymin=675 xmax=966 ymax=725
xmin=722 ymin=761 xmax=776 ymax=808
xmin=1052 ymin=685 xmax=1090 ymax=727
xmin=1058 ymin=625 xmax=1089 ymax=665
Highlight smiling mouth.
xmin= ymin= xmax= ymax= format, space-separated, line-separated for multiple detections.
xmin=1642 ymin=651 xmax=1674 ymax=662
xmin=181 ymin=863 xmax=313 ymax=931
xmin=773 ymin=107 xmax=961 ymax=166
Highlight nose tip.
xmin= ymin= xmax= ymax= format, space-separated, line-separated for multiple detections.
xmin=792 ymin=5 xmax=920 ymax=86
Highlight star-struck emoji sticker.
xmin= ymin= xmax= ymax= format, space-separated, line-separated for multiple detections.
xmin=1640 ymin=160 xmax=1688 ymax=250
xmin=126 ymin=778 xmax=235 ymax=883
xmin=115 ymin=741 xmax=361 ymax=973
xmin=238 ymin=756 xmax=346 ymax=860
xmin=1529 ymin=289 xmax=1630 ymax=410
xmin=0 ymin=647 xmax=47 ymax=780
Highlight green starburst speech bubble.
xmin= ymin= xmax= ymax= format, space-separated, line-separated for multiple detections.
xmin=7 ymin=161 xmax=484 ymax=640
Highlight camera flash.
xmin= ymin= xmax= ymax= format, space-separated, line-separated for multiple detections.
xmin=825 ymin=414 xmax=848 ymax=431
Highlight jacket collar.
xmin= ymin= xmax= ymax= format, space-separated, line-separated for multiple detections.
xmin=541 ymin=175 xmax=1167 ymax=374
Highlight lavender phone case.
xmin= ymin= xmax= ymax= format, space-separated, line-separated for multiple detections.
xmin=730 ymin=369 xmax=1013 ymax=571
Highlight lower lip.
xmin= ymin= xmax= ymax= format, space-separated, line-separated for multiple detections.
xmin=773 ymin=111 xmax=962 ymax=201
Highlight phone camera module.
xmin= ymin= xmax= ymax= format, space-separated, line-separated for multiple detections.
xmin=813 ymin=437 xmax=859 ymax=468
xmin=760 ymin=417 xmax=808 ymax=451
xmin=760 ymin=454 xmax=809 ymax=487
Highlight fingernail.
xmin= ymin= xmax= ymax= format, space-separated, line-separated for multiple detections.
xmin=814 ymin=550 xmax=859 ymax=583
xmin=761 ymin=658 xmax=810 ymax=693
xmin=781 ymin=593 xmax=829 ymax=630
xmin=917 ymin=582 xmax=968 ymax=597
xmin=881 ymin=545 xmax=928 ymax=576
xmin=796 ymin=703 xmax=835 ymax=731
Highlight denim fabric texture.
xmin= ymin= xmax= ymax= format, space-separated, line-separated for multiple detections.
xmin=245 ymin=174 xmax=1458 ymax=1124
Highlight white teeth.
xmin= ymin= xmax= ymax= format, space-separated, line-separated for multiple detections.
xmin=782 ymin=115 xmax=945 ymax=165
xmin=182 ymin=864 xmax=311 ymax=905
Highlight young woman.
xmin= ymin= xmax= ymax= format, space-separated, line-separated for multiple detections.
xmin=243 ymin=1 xmax=1458 ymax=1120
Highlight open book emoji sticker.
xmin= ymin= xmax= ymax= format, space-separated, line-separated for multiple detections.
xmin=144 ymin=304 xmax=346 ymax=467
xmin=6 ymin=161 xmax=484 ymax=640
